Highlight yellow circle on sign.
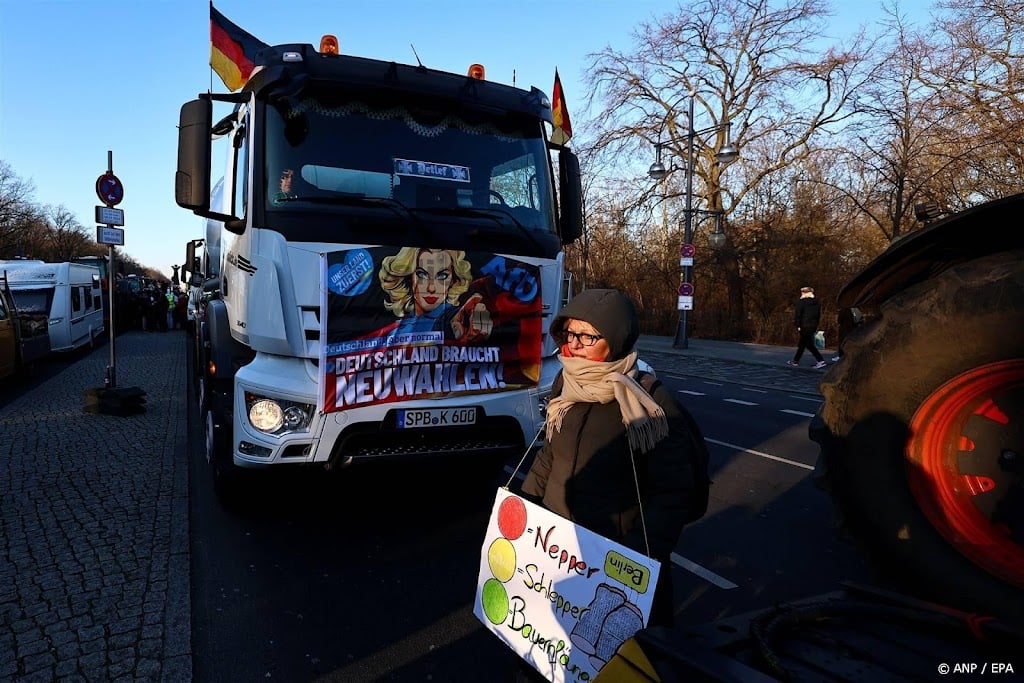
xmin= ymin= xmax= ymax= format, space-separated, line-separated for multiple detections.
xmin=487 ymin=537 xmax=516 ymax=583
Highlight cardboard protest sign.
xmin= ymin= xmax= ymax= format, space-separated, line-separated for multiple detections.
xmin=474 ymin=488 xmax=661 ymax=682
xmin=318 ymin=247 xmax=542 ymax=412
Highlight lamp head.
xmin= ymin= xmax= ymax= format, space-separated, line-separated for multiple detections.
xmin=716 ymin=143 xmax=739 ymax=165
xmin=648 ymin=161 xmax=668 ymax=180
xmin=708 ymin=228 xmax=727 ymax=249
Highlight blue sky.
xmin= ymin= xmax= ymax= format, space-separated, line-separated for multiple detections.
xmin=0 ymin=0 xmax=910 ymax=279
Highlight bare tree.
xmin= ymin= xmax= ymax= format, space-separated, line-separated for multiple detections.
xmin=928 ymin=0 xmax=1024 ymax=202
xmin=581 ymin=0 xmax=870 ymax=336
xmin=0 ymin=160 xmax=163 ymax=276
xmin=826 ymin=8 xmax=958 ymax=241
xmin=45 ymin=205 xmax=92 ymax=262
xmin=819 ymin=0 xmax=1023 ymax=242
xmin=0 ymin=160 xmax=43 ymax=258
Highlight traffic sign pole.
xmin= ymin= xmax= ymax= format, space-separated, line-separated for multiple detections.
xmin=94 ymin=151 xmax=125 ymax=389
xmin=676 ymin=243 xmax=697 ymax=348
xmin=85 ymin=151 xmax=147 ymax=416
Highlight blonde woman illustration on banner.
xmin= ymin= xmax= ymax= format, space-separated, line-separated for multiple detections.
xmin=378 ymin=247 xmax=492 ymax=342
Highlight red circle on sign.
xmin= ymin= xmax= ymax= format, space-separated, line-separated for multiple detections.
xmin=497 ymin=496 xmax=527 ymax=540
xmin=96 ymin=173 xmax=124 ymax=207
xmin=679 ymin=244 xmax=696 ymax=258
xmin=679 ymin=282 xmax=694 ymax=296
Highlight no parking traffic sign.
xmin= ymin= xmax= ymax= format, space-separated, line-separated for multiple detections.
xmin=678 ymin=281 xmax=694 ymax=310
xmin=96 ymin=172 xmax=124 ymax=206
xmin=680 ymin=243 xmax=695 ymax=266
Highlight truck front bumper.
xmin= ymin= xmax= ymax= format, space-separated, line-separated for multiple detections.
xmin=227 ymin=352 xmax=555 ymax=469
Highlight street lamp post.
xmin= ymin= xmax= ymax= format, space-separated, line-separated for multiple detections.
xmin=649 ymin=95 xmax=738 ymax=349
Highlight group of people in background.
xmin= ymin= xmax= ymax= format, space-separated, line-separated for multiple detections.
xmin=114 ymin=281 xmax=188 ymax=333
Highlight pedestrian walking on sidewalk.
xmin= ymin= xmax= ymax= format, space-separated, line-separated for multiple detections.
xmin=787 ymin=286 xmax=827 ymax=368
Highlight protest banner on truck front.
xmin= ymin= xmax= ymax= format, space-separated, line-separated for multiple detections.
xmin=319 ymin=247 xmax=542 ymax=412
xmin=474 ymin=488 xmax=661 ymax=682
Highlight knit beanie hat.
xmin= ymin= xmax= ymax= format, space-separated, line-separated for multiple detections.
xmin=549 ymin=289 xmax=639 ymax=361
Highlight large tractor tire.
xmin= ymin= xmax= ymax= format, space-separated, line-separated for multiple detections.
xmin=816 ymin=250 xmax=1024 ymax=622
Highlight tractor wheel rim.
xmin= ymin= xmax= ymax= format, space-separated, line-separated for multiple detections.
xmin=908 ymin=359 xmax=1024 ymax=588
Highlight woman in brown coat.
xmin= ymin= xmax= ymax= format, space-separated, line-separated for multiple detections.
xmin=520 ymin=288 xmax=706 ymax=629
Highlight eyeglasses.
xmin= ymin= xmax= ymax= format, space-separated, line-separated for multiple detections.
xmin=565 ymin=330 xmax=604 ymax=347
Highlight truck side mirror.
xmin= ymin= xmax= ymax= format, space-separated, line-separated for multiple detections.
xmin=184 ymin=241 xmax=197 ymax=277
xmin=176 ymin=99 xmax=213 ymax=213
xmin=558 ymin=149 xmax=583 ymax=245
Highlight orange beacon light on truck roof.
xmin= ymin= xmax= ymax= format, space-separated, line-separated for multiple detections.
xmin=468 ymin=64 xmax=485 ymax=80
xmin=320 ymin=35 xmax=339 ymax=54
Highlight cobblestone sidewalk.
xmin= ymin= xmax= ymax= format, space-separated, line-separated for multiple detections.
xmin=0 ymin=331 xmax=191 ymax=683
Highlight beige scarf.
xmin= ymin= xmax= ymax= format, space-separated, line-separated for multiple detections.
xmin=546 ymin=351 xmax=669 ymax=454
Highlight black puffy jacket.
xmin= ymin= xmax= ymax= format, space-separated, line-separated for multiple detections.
xmin=794 ymin=296 xmax=821 ymax=330
xmin=521 ymin=376 xmax=700 ymax=562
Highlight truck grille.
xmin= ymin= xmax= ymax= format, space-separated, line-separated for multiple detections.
xmin=330 ymin=416 xmax=524 ymax=462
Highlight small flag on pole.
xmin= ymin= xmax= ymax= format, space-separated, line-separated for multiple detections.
xmin=550 ymin=69 xmax=573 ymax=145
xmin=210 ymin=3 xmax=268 ymax=92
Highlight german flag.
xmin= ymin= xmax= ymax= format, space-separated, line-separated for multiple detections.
xmin=550 ymin=69 xmax=573 ymax=145
xmin=210 ymin=3 xmax=267 ymax=92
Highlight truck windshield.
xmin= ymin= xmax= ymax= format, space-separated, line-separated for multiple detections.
xmin=263 ymin=88 xmax=558 ymax=250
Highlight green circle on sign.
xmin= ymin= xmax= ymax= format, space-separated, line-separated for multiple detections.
xmin=481 ymin=578 xmax=509 ymax=625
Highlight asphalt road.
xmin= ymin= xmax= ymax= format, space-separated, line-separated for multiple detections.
xmin=186 ymin=351 xmax=870 ymax=682
xmin=0 ymin=331 xmax=853 ymax=682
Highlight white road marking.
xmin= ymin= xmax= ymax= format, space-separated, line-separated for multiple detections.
xmin=741 ymin=387 xmax=767 ymax=393
xmin=671 ymin=552 xmax=738 ymax=589
xmin=705 ymin=437 xmax=815 ymax=470
xmin=790 ymin=395 xmax=823 ymax=404
xmin=504 ymin=461 xmax=740 ymax=590
xmin=781 ymin=409 xmax=816 ymax=418
xmin=723 ymin=398 xmax=757 ymax=406
xmin=678 ymin=390 xmax=705 ymax=396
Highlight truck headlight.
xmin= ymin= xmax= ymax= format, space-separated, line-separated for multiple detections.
xmin=245 ymin=392 xmax=313 ymax=435
xmin=249 ymin=399 xmax=284 ymax=432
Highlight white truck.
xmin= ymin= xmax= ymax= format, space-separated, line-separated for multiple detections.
xmin=175 ymin=39 xmax=583 ymax=497
xmin=0 ymin=260 xmax=104 ymax=352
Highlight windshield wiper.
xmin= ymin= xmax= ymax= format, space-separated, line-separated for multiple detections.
xmin=411 ymin=206 xmax=544 ymax=252
xmin=275 ymin=195 xmax=431 ymax=230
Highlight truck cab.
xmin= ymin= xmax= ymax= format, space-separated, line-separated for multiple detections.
xmin=176 ymin=41 xmax=583 ymax=493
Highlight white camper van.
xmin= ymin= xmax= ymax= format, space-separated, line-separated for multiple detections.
xmin=0 ymin=261 xmax=105 ymax=352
